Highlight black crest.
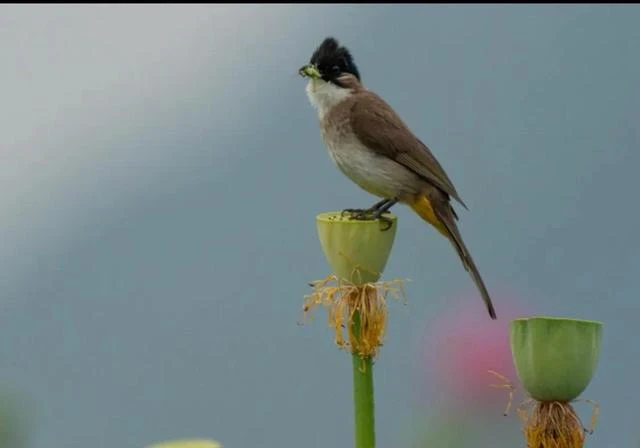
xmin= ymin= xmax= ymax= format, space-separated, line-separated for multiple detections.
xmin=310 ymin=37 xmax=361 ymax=83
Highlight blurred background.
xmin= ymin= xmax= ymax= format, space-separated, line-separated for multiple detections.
xmin=0 ymin=4 xmax=638 ymax=447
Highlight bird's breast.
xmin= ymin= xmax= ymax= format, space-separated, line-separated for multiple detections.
xmin=321 ymin=121 xmax=421 ymax=200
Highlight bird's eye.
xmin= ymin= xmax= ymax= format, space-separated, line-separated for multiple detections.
xmin=331 ymin=65 xmax=341 ymax=75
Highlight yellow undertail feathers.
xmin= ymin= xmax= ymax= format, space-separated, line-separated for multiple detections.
xmin=409 ymin=195 xmax=448 ymax=236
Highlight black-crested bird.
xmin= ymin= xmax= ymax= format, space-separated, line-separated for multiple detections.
xmin=299 ymin=37 xmax=497 ymax=320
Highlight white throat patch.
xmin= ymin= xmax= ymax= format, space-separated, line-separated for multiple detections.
xmin=305 ymin=78 xmax=353 ymax=119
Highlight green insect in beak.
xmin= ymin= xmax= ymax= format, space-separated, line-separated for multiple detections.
xmin=298 ymin=64 xmax=322 ymax=79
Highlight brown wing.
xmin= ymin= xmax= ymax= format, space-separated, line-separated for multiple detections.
xmin=349 ymin=91 xmax=467 ymax=209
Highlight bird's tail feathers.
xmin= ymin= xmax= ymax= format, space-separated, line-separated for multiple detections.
xmin=410 ymin=195 xmax=497 ymax=320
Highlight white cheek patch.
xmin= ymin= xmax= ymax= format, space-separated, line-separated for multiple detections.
xmin=305 ymin=78 xmax=352 ymax=118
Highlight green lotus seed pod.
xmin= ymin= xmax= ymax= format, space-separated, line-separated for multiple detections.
xmin=316 ymin=211 xmax=398 ymax=284
xmin=510 ymin=316 xmax=602 ymax=402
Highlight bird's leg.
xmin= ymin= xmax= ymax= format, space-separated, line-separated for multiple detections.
xmin=372 ymin=198 xmax=398 ymax=231
xmin=370 ymin=198 xmax=392 ymax=211
xmin=372 ymin=198 xmax=398 ymax=218
xmin=346 ymin=198 xmax=399 ymax=231
xmin=340 ymin=198 xmax=391 ymax=218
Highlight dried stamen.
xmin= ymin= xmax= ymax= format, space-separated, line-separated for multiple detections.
xmin=302 ymin=273 xmax=407 ymax=358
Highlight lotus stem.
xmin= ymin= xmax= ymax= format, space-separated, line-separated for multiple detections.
xmin=351 ymin=310 xmax=376 ymax=448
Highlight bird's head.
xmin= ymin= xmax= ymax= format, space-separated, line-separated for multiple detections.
xmin=298 ymin=37 xmax=360 ymax=85
xmin=300 ymin=37 xmax=362 ymax=113
xmin=299 ymin=37 xmax=361 ymax=85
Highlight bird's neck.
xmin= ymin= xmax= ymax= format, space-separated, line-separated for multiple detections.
xmin=305 ymin=78 xmax=354 ymax=119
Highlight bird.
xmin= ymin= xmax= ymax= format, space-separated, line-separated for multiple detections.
xmin=299 ymin=37 xmax=497 ymax=320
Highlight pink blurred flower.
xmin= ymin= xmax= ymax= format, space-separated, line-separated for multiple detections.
xmin=421 ymin=286 xmax=533 ymax=409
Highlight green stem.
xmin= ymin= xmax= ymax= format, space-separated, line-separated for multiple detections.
xmin=351 ymin=311 xmax=375 ymax=448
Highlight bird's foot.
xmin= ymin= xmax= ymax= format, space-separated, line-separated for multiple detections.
xmin=340 ymin=208 xmax=376 ymax=221
xmin=371 ymin=198 xmax=398 ymax=231
xmin=375 ymin=213 xmax=394 ymax=231
xmin=341 ymin=208 xmax=394 ymax=231
xmin=340 ymin=198 xmax=392 ymax=218
xmin=340 ymin=198 xmax=397 ymax=231
xmin=340 ymin=208 xmax=371 ymax=218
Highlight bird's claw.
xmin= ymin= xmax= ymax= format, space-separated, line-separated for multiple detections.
xmin=340 ymin=208 xmax=369 ymax=218
xmin=342 ymin=208 xmax=375 ymax=221
xmin=377 ymin=214 xmax=393 ymax=231
xmin=341 ymin=208 xmax=394 ymax=231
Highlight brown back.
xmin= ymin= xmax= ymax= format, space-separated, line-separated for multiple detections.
xmin=349 ymin=89 xmax=467 ymax=209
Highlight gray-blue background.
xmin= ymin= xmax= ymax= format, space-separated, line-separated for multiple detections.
xmin=0 ymin=5 xmax=638 ymax=447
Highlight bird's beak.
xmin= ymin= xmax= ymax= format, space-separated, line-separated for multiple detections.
xmin=298 ymin=64 xmax=321 ymax=79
